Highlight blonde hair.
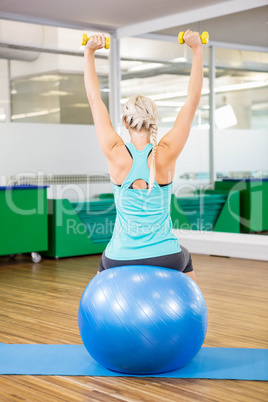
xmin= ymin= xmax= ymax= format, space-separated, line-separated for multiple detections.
xmin=122 ymin=95 xmax=158 ymax=195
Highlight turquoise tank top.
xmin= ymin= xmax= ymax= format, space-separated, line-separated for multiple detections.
xmin=105 ymin=142 xmax=181 ymax=260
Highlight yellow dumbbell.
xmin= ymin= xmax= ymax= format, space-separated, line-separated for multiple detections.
xmin=178 ymin=31 xmax=209 ymax=45
xmin=81 ymin=34 xmax=110 ymax=49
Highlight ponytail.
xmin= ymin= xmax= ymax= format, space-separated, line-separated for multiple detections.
xmin=147 ymin=124 xmax=158 ymax=195
xmin=122 ymin=95 xmax=158 ymax=196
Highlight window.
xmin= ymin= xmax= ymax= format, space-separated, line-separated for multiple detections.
xmin=0 ymin=20 xmax=110 ymax=124
xmin=214 ymin=48 xmax=268 ymax=180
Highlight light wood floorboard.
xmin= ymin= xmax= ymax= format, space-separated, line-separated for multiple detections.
xmin=0 ymin=253 xmax=267 ymax=401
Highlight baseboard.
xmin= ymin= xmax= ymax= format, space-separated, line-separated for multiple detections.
xmin=173 ymin=230 xmax=268 ymax=261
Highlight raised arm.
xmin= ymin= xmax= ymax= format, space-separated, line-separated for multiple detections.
xmin=158 ymin=30 xmax=203 ymax=160
xmin=84 ymin=34 xmax=124 ymax=159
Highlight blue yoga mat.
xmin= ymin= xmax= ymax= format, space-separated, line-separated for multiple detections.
xmin=0 ymin=344 xmax=267 ymax=380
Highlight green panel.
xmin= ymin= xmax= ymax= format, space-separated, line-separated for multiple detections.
xmin=43 ymin=199 xmax=111 ymax=258
xmin=71 ymin=199 xmax=116 ymax=244
xmin=99 ymin=193 xmax=114 ymax=199
xmin=243 ymin=182 xmax=262 ymax=232
xmin=171 ymin=193 xmax=227 ymax=231
xmin=215 ymin=180 xmax=268 ymax=232
xmin=199 ymin=189 xmax=240 ymax=233
xmin=246 ymin=180 xmax=268 ymax=232
xmin=0 ymin=188 xmax=48 ymax=256
xmin=213 ymin=191 xmax=240 ymax=233
xmin=170 ymin=194 xmax=191 ymax=230
xmin=215 ymin=181 xmax=235 ymax=192
xmin=263 ymin=182 xmax=268 ymax=229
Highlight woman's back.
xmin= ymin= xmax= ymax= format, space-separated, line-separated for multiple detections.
xmin=105 ymin=142 xmax=181 ymax=260
xmin=108 ymin=139 xmax=176 ymax=189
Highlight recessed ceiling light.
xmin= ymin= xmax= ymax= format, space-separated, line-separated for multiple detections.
xmin=172 ymin=57 xmax=187 ymax=63
xmin=161 ymin=116 xmax=177 ymax=123
xmin=128 ymin=63 xmax=164 ymax=72
xmin=72 ymin=103 xmax=89 ymax=108
xmin=29 ymin=75 xmax=68 ymax=82
xmin=40 ymin=90 xmax=72 ymax=97
xmin=155 ymin=101 xmax=185 ymax=107
xmin=12 ymin=108 xmax=60 ymax=120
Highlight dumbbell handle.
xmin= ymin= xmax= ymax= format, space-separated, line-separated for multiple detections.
xmin=178 ymin=31 xmax=209 ymax=45
xmin=81 ymin=34 xmax=110 ymax=49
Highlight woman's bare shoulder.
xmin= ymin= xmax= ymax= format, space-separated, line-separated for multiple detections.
xmin=155 ymin=142 xmax=175 ymax=166
xmin=107 ymin=142 xmax=131 ymax=166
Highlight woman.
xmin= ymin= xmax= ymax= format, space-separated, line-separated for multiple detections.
xmin=84 ymin=30 xmax=203 ymax=282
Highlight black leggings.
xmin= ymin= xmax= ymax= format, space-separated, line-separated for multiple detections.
xmin=98 ymin=245 xmax=193 ymax=273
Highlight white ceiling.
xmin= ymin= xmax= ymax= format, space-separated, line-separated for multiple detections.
xmin=0 ymin=0 xmax=267 ymax=47
xmin=0 ymin=0 xmax=227 ymax=29
xmin=153 ymin=6 xmax=268 ymax=48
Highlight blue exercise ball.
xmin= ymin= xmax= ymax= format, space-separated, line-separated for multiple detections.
xmin=78 ymin=265 xmax=208 ymax=375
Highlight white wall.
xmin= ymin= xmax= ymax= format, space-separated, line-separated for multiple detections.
xmin=215 ymin=129 xmax=268 ymax=172
xmin=0 ymin=123 xmax=267 ymax=199
xmin=0 ymin=123 xmax=112 ymax=199
xmin=175 ymin=129 xmax=209 ymax=176
xmin=0 ymin=123 xmax=108 ymax=176
xmin=174 ymin=128 xmax=268 ymax=176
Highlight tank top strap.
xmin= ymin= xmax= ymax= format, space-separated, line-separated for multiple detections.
xmin=126 ymin=142 xmax=152 ymax=156
xmin=121 ymin=143 xmax=153 ymax=188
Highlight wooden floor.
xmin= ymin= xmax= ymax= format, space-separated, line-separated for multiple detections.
xmin=0 ymin=252 xmax=267 ymax=401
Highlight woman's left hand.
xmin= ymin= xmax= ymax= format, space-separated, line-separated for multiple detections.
xmin=85 ymin=34 xmax=106 ymax=53
xmin=183 ymin=30 xmax=202 ymax=50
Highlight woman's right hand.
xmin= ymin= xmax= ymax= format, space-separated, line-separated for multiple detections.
xmin=85 ymin=34 xmax=106 ymax=54
xmin=183 ymin=30 xmax=202 ymax=50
